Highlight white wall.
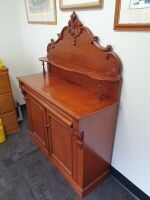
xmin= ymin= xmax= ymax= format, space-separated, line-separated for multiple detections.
xmin=0 ymin=0 xmax=32 ymax=103
xmin=1 ymin=0 xmax=150 ymax=196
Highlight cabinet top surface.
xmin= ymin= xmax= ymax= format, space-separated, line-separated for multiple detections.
xmin=18 ymin=12 xmax=121 ymax=119
xmin=17 ymin=73 xmax=114 ymax=119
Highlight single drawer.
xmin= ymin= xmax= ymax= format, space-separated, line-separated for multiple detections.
xmin=1 ymin=112 xmax=19 ymax=134
xmin=0 ymin=94 xmax=14 ymax=115
xmin=0 ymin=72 xmax=11 ymax=94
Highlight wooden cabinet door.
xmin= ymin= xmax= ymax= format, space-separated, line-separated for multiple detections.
xmin=47 ymin=110 xmax=73 ymax=176
xmin=26 ymin=96 xmax=49 ymax=155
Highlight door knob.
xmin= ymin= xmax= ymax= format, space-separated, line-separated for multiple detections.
xmin=45 ymin=124 xmax=50 ymax=128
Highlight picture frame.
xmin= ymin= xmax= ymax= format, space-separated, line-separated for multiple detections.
xmin=59 ymin=0 xmax=103 ymax=10
xmin=24 ymin=0 xmax=57 ymax=24
xmin=114 ymin=0 xmax=150 ymax=30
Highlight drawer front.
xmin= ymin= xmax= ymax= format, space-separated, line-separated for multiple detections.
xmin=0 ymin=72 xmax=11 ymax=94
xmin=1 ymin=112 xmax=19 ymax=134
xmin=0 ymin=94 xmax=14 ymax=115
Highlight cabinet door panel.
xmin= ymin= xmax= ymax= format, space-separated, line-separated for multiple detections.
xmin=26 ymin=97 xmax=48 ymax=151
xmin=48 ymin=114 xmax=73 ymax=176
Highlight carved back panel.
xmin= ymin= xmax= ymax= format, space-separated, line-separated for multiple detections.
xmin=47 ymin=12 xmax=121 ymax=77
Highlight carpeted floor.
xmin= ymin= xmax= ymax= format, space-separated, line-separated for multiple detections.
xmin=0 ymin=111 xmax=137 ymax=200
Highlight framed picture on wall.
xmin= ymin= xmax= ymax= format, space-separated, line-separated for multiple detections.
xmin=25 ymin=0 xmax=57 ymax=24
xmin=59 ymin=0 xmax=103 ymax=10
xmin=114 ymin=0 xmax=150 ymax=30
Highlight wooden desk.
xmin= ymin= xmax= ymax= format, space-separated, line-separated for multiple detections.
xmin=17 ymin=12 xmax=121 ymax=198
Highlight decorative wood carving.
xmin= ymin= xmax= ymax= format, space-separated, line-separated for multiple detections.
xmin=45 ymin=11 xmax=121 ymax=83
xmin=68 ymin=11 xmax=83 ymax=46
xmin=75 ymin=131 xmax=84 ymax=149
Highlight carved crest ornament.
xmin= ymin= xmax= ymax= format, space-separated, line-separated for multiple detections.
xmin=47 ymin=11 xmax=113 ymax=50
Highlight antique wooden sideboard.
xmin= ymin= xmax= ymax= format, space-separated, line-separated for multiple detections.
xmin=17 ymin=12 xmax=121 ymax=197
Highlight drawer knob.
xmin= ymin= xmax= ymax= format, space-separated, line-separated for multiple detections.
xmin=45 ymin=124 xmax=50 ymax=128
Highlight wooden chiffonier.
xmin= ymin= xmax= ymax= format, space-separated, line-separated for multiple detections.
xmin=0 ymin=67 xmax=19 ymax=134
xmin=17 ymin=12 xmax=121 ymax=198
